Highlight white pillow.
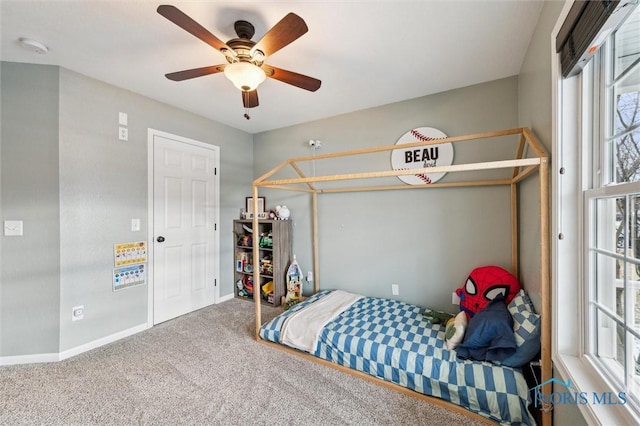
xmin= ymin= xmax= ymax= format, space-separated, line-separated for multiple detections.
xmin=445 ymin=311 xmax=468 ymax=350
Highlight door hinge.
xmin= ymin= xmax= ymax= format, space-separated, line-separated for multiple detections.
xmin=214 ymin=167 xmax=217 ymax=175
xmin=214 ymin=279 xmax=217 ymax=287
xmin=214 ymin=223 xmax=217 ymax=231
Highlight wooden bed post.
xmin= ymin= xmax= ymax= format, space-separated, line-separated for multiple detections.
xmin=252 ymin=185 xmax=262 ymax=340
xmin=312 ymin=191 xmax=320 ymax=293
xmin=539 ymin=158 xmax=552 ymax=426
xmin=511 ymin=134 xmax=526 ymax=278
xmin=511 ymin=182 xmax=519 ymax=278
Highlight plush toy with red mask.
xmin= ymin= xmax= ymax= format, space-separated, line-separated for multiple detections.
xmin=456 ymin=266 xmax=520 ymax=318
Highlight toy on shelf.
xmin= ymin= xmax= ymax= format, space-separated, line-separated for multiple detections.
xmin=236 ymin=274 xmax=254 ymax=298
xmin=234 ymin=234 xmax=252 ymax=247
xmin=234 ymin=224 xmax=254 ymax=247
xmin=260 ymin=256 xmax=273 ymax=275
xmin=275 ymin=205 xmax=291 ymax=220
xmin=261 ymin=280 xmax=274 ymax=304
xmin=259 ymin=231 xmax=273 ymax=248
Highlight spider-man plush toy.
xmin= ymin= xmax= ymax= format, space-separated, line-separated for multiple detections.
xmin=456 ymin=265 xmax=520 ymax=318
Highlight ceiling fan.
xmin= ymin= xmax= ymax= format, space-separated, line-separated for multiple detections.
xmin=157 ymin=5 xmax=321 ymax=113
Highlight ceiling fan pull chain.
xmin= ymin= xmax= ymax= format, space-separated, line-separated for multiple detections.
xmin=242 ymin=91 xmax=250 ymax=120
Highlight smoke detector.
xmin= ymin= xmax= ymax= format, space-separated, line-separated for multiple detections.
xmin=18 ymin=38 xmax=49 ymax=54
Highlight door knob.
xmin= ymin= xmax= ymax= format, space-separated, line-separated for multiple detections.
xmin=156 ymin=236 xmax=165 ymax=243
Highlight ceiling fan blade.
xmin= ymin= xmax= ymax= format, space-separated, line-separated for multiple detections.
xmin=262 ymin=65 xmax=321 ymax=92
xmin=158 ymin=5 xmax=232 ymax=54
xmin=165 ymin=65 xmax=226 ymax=81
xmin=251 ymin=13 xmax=308 ymax=57
xmin=242 ymin=90 xmax=259 ymax=108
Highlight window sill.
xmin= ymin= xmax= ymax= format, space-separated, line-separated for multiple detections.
xmin=553 ymin=352 xmax=639 ymax=425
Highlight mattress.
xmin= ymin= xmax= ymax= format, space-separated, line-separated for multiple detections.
xmin=260 ymin=290 xmax=535 ymax=426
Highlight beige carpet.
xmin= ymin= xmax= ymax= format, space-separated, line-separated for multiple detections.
xmin=1 ymin=298 xmax=489 ymax=425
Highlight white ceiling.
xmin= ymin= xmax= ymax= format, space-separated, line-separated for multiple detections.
xmin=1 ymin=1 xmax=544 ymax=134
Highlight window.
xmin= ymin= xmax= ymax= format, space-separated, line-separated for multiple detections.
xmin=584 ymin=1 xmax=640 ymax=413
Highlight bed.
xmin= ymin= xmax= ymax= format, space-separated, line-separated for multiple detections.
xmin=261 ymin=290 xmax=535 ymax=425
xmin=249 ymin=128 xmax=550 ymax=426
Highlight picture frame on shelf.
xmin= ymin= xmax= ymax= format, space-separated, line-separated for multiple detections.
xmin=246 ymin=197 xmax=265 ymax=216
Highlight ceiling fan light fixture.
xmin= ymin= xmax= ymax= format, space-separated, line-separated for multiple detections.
xmin=224 ymin=62 xmax=266 ymax=91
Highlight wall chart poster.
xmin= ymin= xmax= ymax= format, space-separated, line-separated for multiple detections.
xmin=113 ymin=264 xmax=146 ymax=292
xmin=390 ymin=127 xmax=454 ymax=185
xmin=114 ymin=241 xmax=147 ymax=267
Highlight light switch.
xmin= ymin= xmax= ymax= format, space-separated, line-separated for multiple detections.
xmin=131 ymin=218 xmax=141 ymax=232
xmin=4 ymin=220 xmax=23 ymax=236
xmin=118 ymin=112 xmax=128 ymax=126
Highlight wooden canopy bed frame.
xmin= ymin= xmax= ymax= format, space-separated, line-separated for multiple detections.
xmin=249 ymin=127 xmax=550 ymax=426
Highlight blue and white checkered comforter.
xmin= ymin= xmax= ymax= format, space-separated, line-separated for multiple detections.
xmin=260 ymin=291 xmax=535 ymax=425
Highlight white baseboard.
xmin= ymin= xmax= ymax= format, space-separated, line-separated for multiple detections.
xmin=58 ymin=323 xmax=150 ymax=361
xmin=0 ymin=352 xmax=60 ymax=366
xmin=1 ymin=298 xmax=237 ymax=367
xmin=0 ymin=322 xmax=150 ymax=366
xmin=217 ymin=293 xmax=234 ymax=303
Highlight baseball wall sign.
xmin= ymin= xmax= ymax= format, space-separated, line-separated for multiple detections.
xmin=390 ymin=127 xmax=454 ymax=185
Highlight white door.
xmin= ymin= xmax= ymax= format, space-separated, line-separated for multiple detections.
xmin=149 ymin=130 xmax=219 ymax=325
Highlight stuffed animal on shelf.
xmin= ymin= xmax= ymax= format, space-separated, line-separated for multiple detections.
xmin=455 ymin=265 xmax=520 ymax=318
xmin=275 ymin=205 xmax=290 ymax=220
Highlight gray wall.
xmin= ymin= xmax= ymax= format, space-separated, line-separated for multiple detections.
xmin=254 ymin=76 xmax=521 ymax=312
xmin=1 ymin=62 xmax=253 ymax=356
xmin=517 ymin=1 xmax=587 ymax=425
xmin=517 ymin=0 xmax=562 ymax=314
xmin=1 ymin=63 xmax=61 ymax=356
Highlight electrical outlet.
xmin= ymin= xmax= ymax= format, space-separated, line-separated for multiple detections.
xmin=452 ymin=292 xmax=460 ymax=305
xmin=72 ymin=305 xmax=84 ymax=321
xmin=118 ymin=126 xmax=128 ymax=141
xmin=392 ymin=284 xmax=399 ymax=295
xmin=307 ymin=271 xmax=314 ymax=282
